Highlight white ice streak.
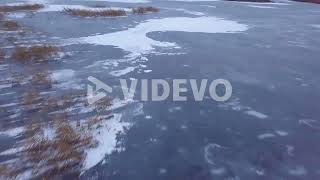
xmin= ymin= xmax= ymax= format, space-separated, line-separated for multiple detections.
xmin=247 ymin=5 xmax=277 ymax=9
xmin=245 ymin=110 xmax=268 ymax=119
xmin=219 ymin=98 xmax=269 ymax=119
xmin=257 ymin=133 xmax=275 ymax=139
xmin=234 ymin=1 xmax=290 ymax=5
xmin=110 ymin=66 xmax=136 ymax=77
xmin=0 ymin=127 xmax=24 ymax=137
xmin=275 ymin=130 xmax=288 ymax=136
xmin=311 ymin=24 xmax=320 ymax=29
xmin=299 ymin=119 xmax=320 ymax=130
xmin=172 ymin=8 xmax=205 ymax=16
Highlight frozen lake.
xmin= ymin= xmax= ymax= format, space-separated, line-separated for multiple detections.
xmin=0 ymin=0 xmax=320 ymax=179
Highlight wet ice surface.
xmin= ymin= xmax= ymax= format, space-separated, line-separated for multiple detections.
xmin=1 ymin=0 xmax=320 ymax=179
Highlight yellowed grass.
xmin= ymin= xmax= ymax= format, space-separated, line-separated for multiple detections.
xmin=2 ymin=20 xmax=19 ymax=31
xmin=64 ymin=8 xmax=127 ymax=17
xmin=1 ymin=77 xmax=113 ymax=178
xmin=12 ymin=45 xmax=59 ymax=63
xmin=0 ymin=4 xmax=44 ymax=13
xmin=2 ymin=114 xmax=98 ymax=178
xmin=22 ymin=119 xmax=94 ymax=177
xmin=132 ymin=6 xmax=159 ymax=14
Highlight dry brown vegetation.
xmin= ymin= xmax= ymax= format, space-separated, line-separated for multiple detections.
xmin=0 ymin=115 xmax=97 ymax=178
xmin=0 ymin=8 xmax=115 ymax=177
xmin=87 ymin=97 xmax=113 ymax=128
xmin=1 ymin=89 xmax=109 ymax=178
xmin=1 ymin=76 xmax=113 ymax=179
xmin=21 ymin=118 xmax=95 ymax=178
xmin=31 ymin=71 xmax=52 ymax=87
xmin=12 ymin=45 xmax=59 ymax=63
xmin=64 ymin=8 xmax=127 ymax=17
xmin=2 ymin=20 xmax=19 ymax=31
xmin=132 ymin=6 xmax=159 ymax=14
xmin=0 ymin=4 xmax=44 ymax=13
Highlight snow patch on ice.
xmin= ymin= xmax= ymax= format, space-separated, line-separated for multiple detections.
xmin=51 ymin=69 xmax=83 ymax=90
xmin=51 ymin=69 xmax=75 ymax=81
xmin=7 ymin=13 xmax=27 ymax=19
xmin=42 ymin=126 xmax=56 ymax=140
xmin=109 ymin=98 xmax=135 ymax=111
xmin=68 ymin=17 xmax=248 ymax=58
xmin=83 ymin=113 xmax=130 ymax=170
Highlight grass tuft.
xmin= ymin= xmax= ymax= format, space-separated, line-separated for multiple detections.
xmin=31 ymin=71 xmax=52 ymax=87
xmin=12 ymin=45 xmax=59 ymax=63
xmin=2 ymin=20 xmax=19 ymax=31
xmin=0 ymin=4 xmax=44 ymax=13
xmin=132 ymin=6 xmax=159 ymax=14
xmin=64 ymin=8 xmax=127 ymax=17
